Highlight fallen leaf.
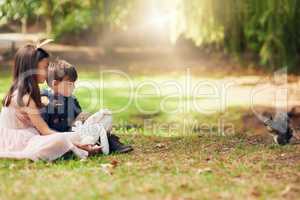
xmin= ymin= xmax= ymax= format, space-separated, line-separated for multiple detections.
xmin=281 ymin=185 xmax=292 ymax=196
xmin=205 ymin=157 xmax=211 ymax=162
xmin=125 ymin=162 xmax=133 ymax=167
xmin=100 ymin=163 xmax=114 ymax=175
xmin=179 ymin=182 xmax=189 ymax=189
xmin=155 ymin=143 xmax=166 ymax=149
xmin=251 ymin=187 xmax=261 ymax=197
xmin=281 ymin=185 xmax=300 ymax=197
xmin=196 ymin=167 xmax=212 ymax=174
xmin=110 ymin=160 xmax=118 ymax=168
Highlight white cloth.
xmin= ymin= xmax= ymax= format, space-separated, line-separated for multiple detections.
xmin=85 ymin=109 xmax=112 ymax=131
xmin=72 ymin=109 xmax=112 ymax=155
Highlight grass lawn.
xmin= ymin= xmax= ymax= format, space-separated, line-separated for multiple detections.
xmin=0 ymin=70 xmax=299 ymax=200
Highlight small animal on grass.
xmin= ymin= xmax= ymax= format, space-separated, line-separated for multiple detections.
xmin=262 ymin=112 xmax=293 ymax=145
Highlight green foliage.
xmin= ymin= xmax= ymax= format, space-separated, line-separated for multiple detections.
xmin=174 ymin=0 xmax=300 ymax=70
xmin=52 ymin=0 xmax=134 ymax=41
xmin=0 ymin=0 xmax=299 ymax=70
xmin=0 ymin=0 xmax=134 ymax=38
xmin=52 ymin=7 xmax=94 ymax=40
xmin=0 ymin=0 xmax=40 ymax=32
xmin=0 ymin=0 xmax=38 ymax=21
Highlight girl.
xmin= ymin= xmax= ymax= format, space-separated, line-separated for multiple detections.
xmin=0 ymin=44 xmax=100 ymax=161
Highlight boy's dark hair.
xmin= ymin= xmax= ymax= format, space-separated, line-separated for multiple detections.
xmin=36 ymin=48 xmax=50 ymax=62
xmin=47 ymin=59 xmax=78 ymax=86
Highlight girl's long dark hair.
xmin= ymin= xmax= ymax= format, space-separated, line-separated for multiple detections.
xmin=2 ymin=44 xmax=49 ymax=108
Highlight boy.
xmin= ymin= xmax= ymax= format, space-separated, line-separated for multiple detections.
xmin=40 ymin=60 xmax=133 ymax=154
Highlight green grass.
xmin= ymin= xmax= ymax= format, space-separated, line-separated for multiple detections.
xmin=0 ymin=70 xmax=299 ymax=200
xmin=0 ymin=135 xmax=299 ymax=200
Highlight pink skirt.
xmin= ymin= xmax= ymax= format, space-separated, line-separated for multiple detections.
xmin=0 ymin=127 xmax=88 ymax=161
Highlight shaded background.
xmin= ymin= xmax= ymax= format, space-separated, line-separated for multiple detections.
xmin=0 ymin=0 xmax=299 ymax=72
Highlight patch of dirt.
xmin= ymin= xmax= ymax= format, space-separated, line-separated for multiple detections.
xmin=242 ymin=106 xmax=276 ymax=135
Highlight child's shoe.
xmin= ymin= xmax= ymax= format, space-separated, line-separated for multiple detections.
xmin=108 ymin=134 xmax=133 ymax=153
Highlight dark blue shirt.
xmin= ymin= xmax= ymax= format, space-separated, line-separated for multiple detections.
xmin=40 ymin=90 xmax=82 ymax=132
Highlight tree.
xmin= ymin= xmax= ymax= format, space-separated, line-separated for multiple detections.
xmin=172 ymin=0 xmax=300 ymax=70
xmin=0 ymin=0 xmax=39 ymax=33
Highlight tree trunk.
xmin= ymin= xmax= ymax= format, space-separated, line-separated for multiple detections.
xmin=21 ymin=17 xmax=27 ymax=33
xmin=46 ymin=17 xmax=52 ymax=35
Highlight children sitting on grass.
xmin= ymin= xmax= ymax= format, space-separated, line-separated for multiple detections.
xmin=0 ymin=45 xmax=94 ymax=161
xmin=40 ymin=60 xmax=133 ymax=155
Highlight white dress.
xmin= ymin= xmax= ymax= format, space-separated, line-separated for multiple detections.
xmin=0 ymin=105 xmax=88 ymax=161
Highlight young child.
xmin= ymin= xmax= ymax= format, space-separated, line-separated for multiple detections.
xmin=40 ymin=60 xmax=133 ymax=154
xmin=0 ymin=45 xmax=92 ymax=161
